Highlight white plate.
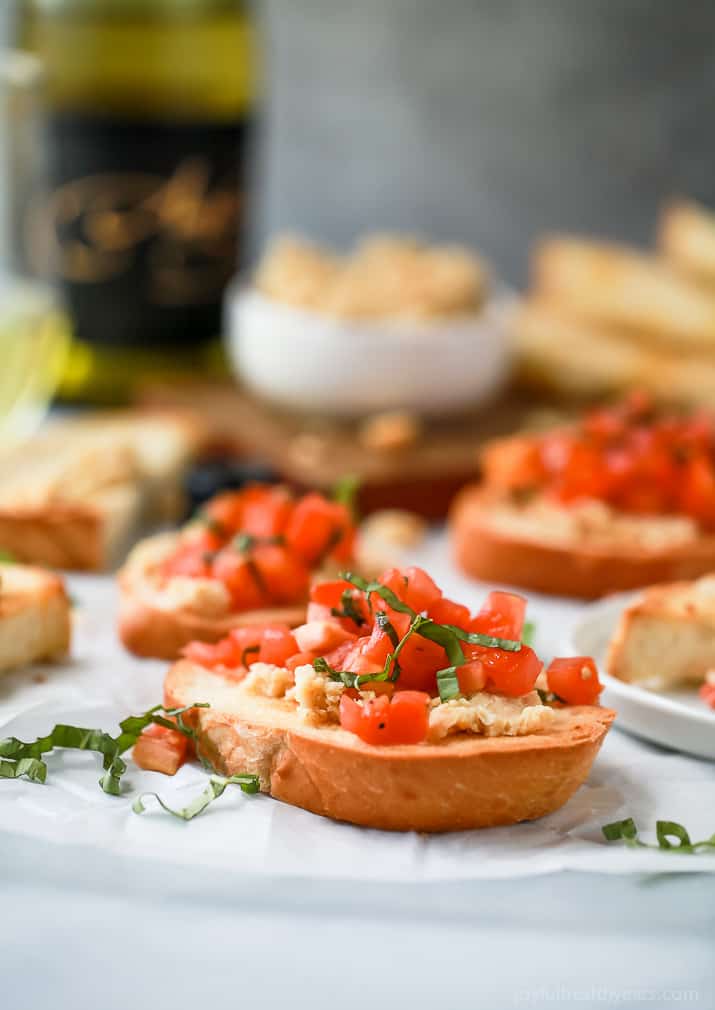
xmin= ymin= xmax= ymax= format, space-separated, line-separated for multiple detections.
xmin=565 ymin=594 xmax=715 ymax=761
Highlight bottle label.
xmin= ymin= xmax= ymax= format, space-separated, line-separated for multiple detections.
xmin=41 ymin=113 xmax=250 ymax=348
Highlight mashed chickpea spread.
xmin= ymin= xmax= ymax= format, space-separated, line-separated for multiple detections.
xmin=240 ymin=661 xmax=554 ymax=741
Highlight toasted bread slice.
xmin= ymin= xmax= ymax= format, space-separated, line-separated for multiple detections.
xmin=0 ymin=410 xmax=202 ymax=571
xmin=450 ymin=486 xmax=715 ymax=600
xmin=658 ymin=199 xmax=715 ymax=287
xmin=0 ymin=563 xmax=71 ymax=673
xmin=513 ymin=299 xmax=715 ymax=408
xmin=607 ymin=576 xmax=715 ymax=689
xmin=118 ymin=533 xmax=306 ymax=660
xmin=164 ymin=660 xmax=614 ymax=832
xmin=532 ymin=237 xmax=715 ymax=352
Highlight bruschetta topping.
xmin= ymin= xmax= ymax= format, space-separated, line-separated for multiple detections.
xmin=482 ymin=393 xmax=715 ymax=530
xmin=180 ymin=565 xmax=602 ymax=745
xmin=156 ymin=484 xmax=356 ymax=614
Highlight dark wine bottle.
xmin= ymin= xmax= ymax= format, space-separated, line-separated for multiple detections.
xmin=18 ymin=0 xmax=256 ymax=402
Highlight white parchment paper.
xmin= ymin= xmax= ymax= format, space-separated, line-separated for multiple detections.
xmin=1 ymin=535 xmax=714 ymax=880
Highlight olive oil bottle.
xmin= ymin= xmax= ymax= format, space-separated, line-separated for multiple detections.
xmin=18 ymin=0 xmax=257 ymax=403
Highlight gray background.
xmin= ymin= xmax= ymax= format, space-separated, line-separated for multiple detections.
xmin=258 ymin=0 xmax=715 ymax=283
xmin=4 ymin=1 xmax=715 ymax=283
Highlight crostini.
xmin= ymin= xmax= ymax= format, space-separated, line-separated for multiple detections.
xmin=118 ymin=483 xmax=356 ymax=659
xmin=607 ymin=574 xmax=715 ymax=708
xmin=451 ymin=394 xmax=715 ymax=598
xmin=0 ymin=563 xmax=71 ymax=673
xmin=154 ymin=566 xmax=614 ymax=832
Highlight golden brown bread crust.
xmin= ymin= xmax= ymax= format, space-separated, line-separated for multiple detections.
xmin=606 ymin=577 xmax=715 ymax=687
xmin=0 ymin=506 xmax=104 ymax=571
xmin=118 ymin=532 xmax=306 ymax=659
xmin=164 ymin=661 xmax=614 ymax=832
xmin=0 ymin=563 xmax=71 ymax=672
xmin=658 ymin=200 xmax=715 ymax=286
xmin=450 ymin=485 xmax=715 ymax=600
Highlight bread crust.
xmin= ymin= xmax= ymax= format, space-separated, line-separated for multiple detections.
xmin=450 ymin=485 xmax=715 ymax=600
xmin=118 ymin=532 xmax=306 ymax=659
xmin=164 ymin=661 xmax=614 ymax=832
xmin=0 ymin=563 xmax=71 ymax=673
xmin=606 ymin=578 xmax=715 ymax=686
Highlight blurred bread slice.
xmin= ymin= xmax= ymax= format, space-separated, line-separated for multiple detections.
xmin=658 ymin=199 xmax=715 ymax=287
xmin=513 ymin=299 xmax=715 ymax=408
xmin=0 ymin=411 xmax=202 ymax=571
xmin=533 ymin=236 xmax=715 ymax=351
xmin=606 ymin=575 xmax=715 ymax=690
xmin=0 ymin=563 xmax=71 ymax=673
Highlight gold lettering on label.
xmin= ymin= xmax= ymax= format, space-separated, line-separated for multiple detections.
xmin=42 ymin=158 xmax=241 ymax=304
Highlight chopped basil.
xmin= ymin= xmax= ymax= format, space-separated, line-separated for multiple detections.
xmin=233 ymin=532 xmax=255 ymax=553
xmin=521 ymin=620 xmax=536 ymax=647
xmin=332 ymin=474 xmax=361 ymax=518
xmin=602 ymin=817 xmax=715 ymax=853
xmin=0 ymin=703 xmax=208 ymax=795
xmin=330 ymin=589 xmax=367 ymax=627
xmin=444 ymin=624 xmax=522 ymax=653
xmin=375 ymin=610 xmax=400 ymax=648
xmin=436 ymin=666 xmax=460 ymax=702
xmin=132 ymin=773 xmax=260 ymax=821
xmin=241 ymin=644 xmax=260 ymax=668
xmin=415 ymin=620 xmax=466 ymax=667
xmin=341 ymin=573 xmax=417 ymax=617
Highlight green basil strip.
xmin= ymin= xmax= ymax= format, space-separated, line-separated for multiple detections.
xmin=0 ymin=757 xmax=47 ymax=783
xmin=133 ymin=774 xmax=260 ymax=821
xmin=603 ymin=817 xmax=715 ymax=853
xmin=414 ymin=620 xmax=466 ymax=667
xmin=656 ymin=820 xmax=692 ymax=850
xmin=0 ymin=702 xmax=209 ymax=795
xmin=340 ymin=573 xmax=417 ymax=618
xmin=332 ymin=474 xmax=361 ymax=517
xmin=436 ymin=666 xmax=460 ymax=702
xmin=521 ymin=620 xmax=536 ymax=647
xmin=313 ymin=656 xmax=360 ymax=689
xmin=375 ymin=610 xmax=400 ymax=648
xmin=444 ymin=624 xmax=522 ymax=653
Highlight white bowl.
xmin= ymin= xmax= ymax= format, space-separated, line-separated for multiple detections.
xmin=225 ymin=285 xmax=515 ymax=417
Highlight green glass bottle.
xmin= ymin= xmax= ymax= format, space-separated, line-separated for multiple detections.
xmin=18 ymin=0 xmax=257 ymax=402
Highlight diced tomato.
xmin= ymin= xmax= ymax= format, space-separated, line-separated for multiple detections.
xmin=476 ymin=643 xmax=542 ymax=697
xmin=133 ymin=723 xmax=188 ymax=776
xmin=258 ymin=626 xmax=299 ymax=666
xmin=480 ymin=435 xmax=546 ymax=491
xmin=323 ymin=638 xmax=358 ymax=670
xmin=456 ymin=659 xmax=487 ymax=694
xmin=308 ymin=580 xmax=370 ymax=632
xmin=161 ymin=544 xmax=213 ymax=579
xmin=251 ymin=544 xmax=310 ymax=604
xmin=203 ymin=491 xmax=244 ymax=534
xmin=393 ymin=634 xmax=446 ymax=692
xmin=285 ymin=493 xmax=352 ymax=566
xmin=699 ymin=682 xmax=715 ymax=709
xmin=240 ymin=485 xmax=294 ymax=538
xmin=546 ymin=656 xmax=603 ymax=705
xmin=428 ymin=597 xmax=471 ymax=630
xmin=680 ymin=455 xmax=715 ymax=529
xmin=183 ymin=637 xmax=242 ymax=668
xmin=338 ymin=690 xmax=429 ymax=745
xmin=378 ymin=566 xmax=442 ymax=614
xmin=470 ymin=591 xmax=527 ymax=641
xmin=310 ymin=580 xmax=354 ymax=608
xmin=294 ymin=620 xmax=356 ymax=655
xmin=342 ymin=622 xmax=396 ymax=676
xmin=286 ymin=651 xmax=317 ymax=671
xmin=212 ymin=550 xmax=267 ymax=611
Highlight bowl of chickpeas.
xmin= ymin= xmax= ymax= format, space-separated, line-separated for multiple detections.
xmin=226 ymin=233 xmax=514 ymax=417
